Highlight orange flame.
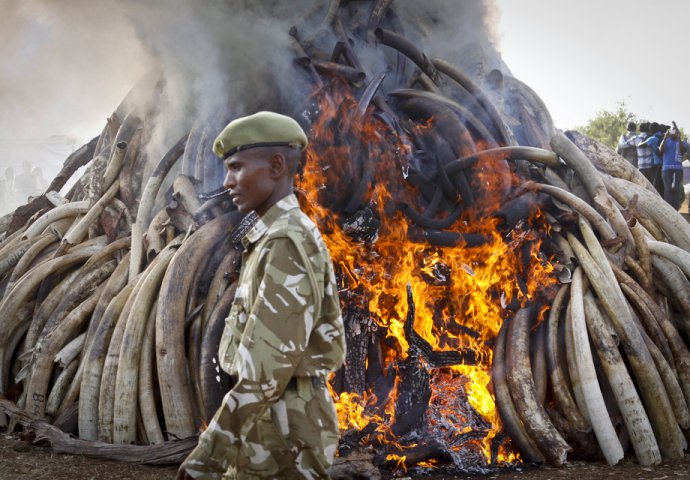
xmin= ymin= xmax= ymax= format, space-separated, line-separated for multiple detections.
xmin=297 ymin=81 xmax=556 ymax=469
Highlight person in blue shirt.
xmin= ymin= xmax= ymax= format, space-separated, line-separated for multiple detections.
xmin=639 ymin=122 xmax=664 ymax=195
xmin=659 ymin=124 xmax=687 ymax=210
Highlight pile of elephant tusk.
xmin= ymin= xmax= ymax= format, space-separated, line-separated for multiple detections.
xmin=492 ymin=130 xmax=690 ymax=467
xmin=1 ymin=0 xmax=690 ymax=474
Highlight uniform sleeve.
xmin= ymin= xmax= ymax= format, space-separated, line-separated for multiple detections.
xmin=180 ymin=237 xmax=313 ymax=478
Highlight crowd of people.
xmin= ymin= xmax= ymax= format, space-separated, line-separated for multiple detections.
xmin=617 ymin=121 xmax=688 ymax=211
xmin=0 ymin=161 xmax=47 ymax=215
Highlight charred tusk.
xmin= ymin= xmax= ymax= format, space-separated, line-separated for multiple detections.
xmin=505 ymin=305 xmax=571 ymax=466
xmin=546 ymin=284 xmax=590 ymax=432
xmin=446 ymin=148 xmax=561 ymax=175
xmin=432 ymin=57 xmax=512 ymax=145
xmin=375 ymin=28 xmax=438 ymax=83
xmin=491 ymin=316 xmax=545 ymax=463
xmin=525 ymin=181 xmax=617 ymax=241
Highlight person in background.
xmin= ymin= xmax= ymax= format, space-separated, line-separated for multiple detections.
xmin=177 ymin=111 xmax=346 ymax=480
xmin=620 ymin=122 xmax=653 ymax=177
xmin=659 ymin=123 xmax=687 ymax=210
xmin=639 ymin=122 xmax=664 ymax=195
xmin=13 ymin=160 xmax=38 ymax=203
xmin=1 ymin=166 xmax=16 ymax=213
xmin=616 ymin=121 xmax=638 ymax=167
xmin=30 ymin=166 xmax=47 ymax=197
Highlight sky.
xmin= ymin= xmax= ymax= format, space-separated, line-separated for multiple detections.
xmin=2 ymin=0 xmax=689 ymax=186
xmin=495 ymin=0 xmax=690 ymax=131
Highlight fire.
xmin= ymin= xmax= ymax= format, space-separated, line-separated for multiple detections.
xmin=331 ymin=390 xmax=382 ymax=432
xmin=297 ymin=80 xmax=556 ymax=470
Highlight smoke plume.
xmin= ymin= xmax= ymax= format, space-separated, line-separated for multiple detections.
xmin=0 ymin=0 xmax=503 ymax=214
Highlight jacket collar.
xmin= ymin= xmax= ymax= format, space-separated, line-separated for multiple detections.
xmin=242 ymin=193 xmax=300 ymax=247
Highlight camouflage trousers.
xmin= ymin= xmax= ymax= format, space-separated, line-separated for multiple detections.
xmin=209 ymin=378 xmax=338 ymax=480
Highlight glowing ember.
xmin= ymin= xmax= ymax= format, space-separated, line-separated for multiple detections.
xmin=297 ymin=81 xmax=557 ymax=471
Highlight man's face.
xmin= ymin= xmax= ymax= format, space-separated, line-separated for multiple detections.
xmin=223 ymin=149 xmax=277 ymax=216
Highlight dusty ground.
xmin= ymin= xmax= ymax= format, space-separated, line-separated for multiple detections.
xmin=2 ymin=431 xmax=690 ymax=480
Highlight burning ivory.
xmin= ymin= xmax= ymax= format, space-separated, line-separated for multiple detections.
xmin=1 ymin=1 xmax=690 ymax=477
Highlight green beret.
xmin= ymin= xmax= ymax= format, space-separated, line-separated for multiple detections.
xmin=213 ymin=111 xmax=308 ymax=159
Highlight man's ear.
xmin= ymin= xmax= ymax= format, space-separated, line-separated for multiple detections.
xmin=268 ymin=153 xmax=287 ymax=178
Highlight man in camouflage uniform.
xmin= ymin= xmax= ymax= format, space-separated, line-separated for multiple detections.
xmin=177 ymin=111 xmax=346 ymax=480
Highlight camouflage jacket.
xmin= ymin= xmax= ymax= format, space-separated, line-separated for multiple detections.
xmin=182 ymin=194 xmax=346 ymax=478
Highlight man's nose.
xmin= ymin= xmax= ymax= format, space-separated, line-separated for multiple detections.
xmin=223 ymin=171 xmax=235 ymax=189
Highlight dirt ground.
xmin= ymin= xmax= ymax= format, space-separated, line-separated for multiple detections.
xmin=2 ymin=432 xmax=690 ymax=480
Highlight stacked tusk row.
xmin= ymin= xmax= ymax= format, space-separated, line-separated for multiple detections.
xmin=0 ymin=108 xmax=243 ymax=447
xmin=493 ymin=131 xmax=690 ymax=467
xmin=1 ymin=0 xmax=690 ymax=472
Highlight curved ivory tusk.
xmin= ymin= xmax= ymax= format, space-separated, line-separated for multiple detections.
xmin=647 ymin=240 xmax=690 ymax=279
xmin=45 ymin=360 xmax=79 ymax=418
xmin=138 ymin=301 xmax=164 ymax=444
xmin=130 ymin=134 xmax=188 ymax=284
xmin=113 ymin=245 xmax=177 ymax=444
xmin=568 ymin=269 xmax=624 ymax=465
xmin=568 ymin=233 xmax=684 ymax=459
xmin=546 ymin=284 xmax=590 ymax=432
xmin=582 ymin=290 xmax=659 ymax=464
xmin=78 ymin=284 xmax=134 ymax=441
xmin=605 ymin=176 xmax=690 ymax=252
xmin=551 ymin=131 xmax=634 ymax=257
xmin=21 ymin=201 xmax=90 ymax=240
xmin=24 ymin=287 xmax=102 ymax=418
xmin=0 ymin=244 xmax=104 ymax=393
xmin=156 ymin=213 xmax=234 ymax=439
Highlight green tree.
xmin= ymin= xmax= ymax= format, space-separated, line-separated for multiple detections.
xmin=577 ymin=101 xmax=638 ymax=149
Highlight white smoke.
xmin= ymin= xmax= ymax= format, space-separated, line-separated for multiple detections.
xmin=0 ymin=0 xmax=503 ymax=214
xmin=394 ymin=0 xmax=504 ymax=77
